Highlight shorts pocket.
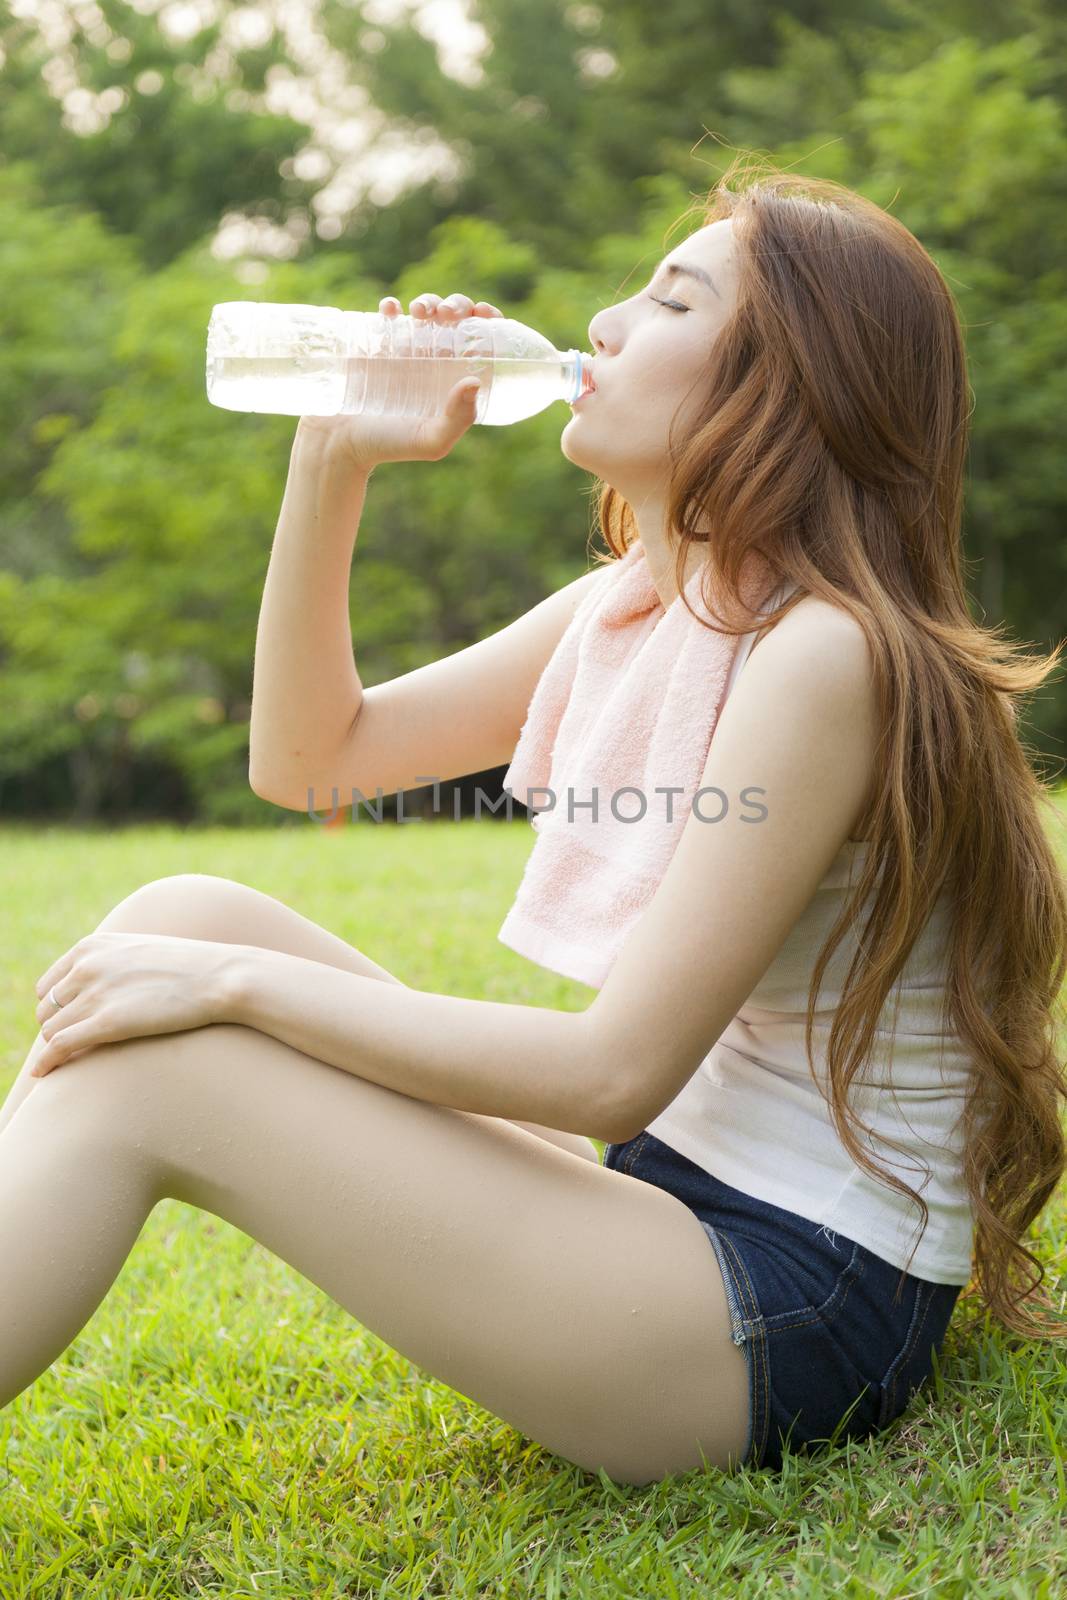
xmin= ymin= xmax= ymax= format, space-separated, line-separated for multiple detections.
xmin=876 ymin=1279 xmax=941 ymax=1429
xmin=761 ymin=1240 xmax=866 ymax=1331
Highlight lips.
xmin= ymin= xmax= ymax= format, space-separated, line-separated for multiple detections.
xmin=572 ymin=363 xmax=597 ymax=405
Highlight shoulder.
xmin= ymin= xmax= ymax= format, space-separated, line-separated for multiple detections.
xmin=765 ymin=588 xmax=870 ymax=646
xmin=719 ymin=589 xmax=880 ymax=835
xmin=729 ymin=590 xmax=876 ymax=730
xmin=752 ymin=592 xmax=875 ymax=699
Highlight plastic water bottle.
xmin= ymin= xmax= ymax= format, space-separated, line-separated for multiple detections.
xmin=205 ymin=302 xmax=595 ymax=426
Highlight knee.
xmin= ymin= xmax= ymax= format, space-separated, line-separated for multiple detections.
xmin=25 ymin=1034 xmax=163 ymax=1142
xmin=94 ymin=873 xmax=254 ymax=944
xmin=26 ymin=1033 xmax=216 ymax=1182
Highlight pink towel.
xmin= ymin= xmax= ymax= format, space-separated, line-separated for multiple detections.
xmin=498 ymin=537 xmax=781 ymax=988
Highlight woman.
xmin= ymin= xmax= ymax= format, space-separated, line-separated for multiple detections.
xmin=2 ymin=157 xmax=1064 ymax=1484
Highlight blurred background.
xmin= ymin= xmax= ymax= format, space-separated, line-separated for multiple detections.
xmin=1 ymin=0 xmax=1065 ymax=828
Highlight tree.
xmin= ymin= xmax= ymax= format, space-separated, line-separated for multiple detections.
xmin=0 ymin=0 xmax=316 ymax=272
xmin=2 ymin=2 xmax=1065 ymax=818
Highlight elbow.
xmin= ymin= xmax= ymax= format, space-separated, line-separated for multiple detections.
xmin=601 ymin=1099 xmax=649 ymax=1145
xmin=248 ymin=766 xmax=302 ymax=809
xmin=581 ymin=1013 xmax=651 ymax=1144
xmin=249 ymin=771 xmax=279 ymax=804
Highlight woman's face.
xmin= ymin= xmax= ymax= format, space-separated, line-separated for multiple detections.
xmin=560 ymin=218 xmax=740 ymax=504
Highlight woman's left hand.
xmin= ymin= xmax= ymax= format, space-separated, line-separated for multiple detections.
xmin=32 ymin=931 xmax=240 ymax=1078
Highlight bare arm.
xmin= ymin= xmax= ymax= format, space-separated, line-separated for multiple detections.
xmin=249 ymin=288 xmax=505 ymax=798
xmin=249 ymin=427 xmax=610 ymax=808
xmin=248 ymin=426 xmax=372 ymax=796
xmin=585 ymin=602 xmax=880 ymax=1142
xmin=223 ymin=946 xmax=624 ymax=1142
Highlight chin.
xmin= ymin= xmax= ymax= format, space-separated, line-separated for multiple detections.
xmin=559 ymin=421 xmax=602 ymax=473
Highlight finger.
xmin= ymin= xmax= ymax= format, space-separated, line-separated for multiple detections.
xmin=31 ymin=1021 xmax=97 ymax=1077
xmin=443 ymin=377 xmax=481 ymax=433
xmin=410 ymin=295 xmax=442 ymax=317
xmin=474 ymin=302 xmax=503 ymax=316
xmin=35 ymin=984 xmax=74 ymax=1025
xmin=38 ymin=991 xmax=86 ymax=1041
xmin=439 ymin=295 xmax=475 ymax=319
xmin=38 ymin=1005 xmax=62 ymax=1040
xmin=418 ymin=378 xmax=480 ymax=456
xmin=451 ymin=376 xmax=481 ymax=408
xmin=34 ymin=942 xmax=82 ymax=999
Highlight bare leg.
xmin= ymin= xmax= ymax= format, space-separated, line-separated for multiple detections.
xmin=0 ymin=1022 xmax=750 ymax=1484
xmin=0 ymin=874 xmax=599 ymax=1166
xmin=0 ymin=1038 xmax=165 ymax=1407
xmin=0 ymin=875 xmax=748 ymax=1481
xmin=0 ymin=1030 xmax=53 ymax=1140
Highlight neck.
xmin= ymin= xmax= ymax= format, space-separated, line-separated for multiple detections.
xmin=637 ymin=534 xmax=710 ymax=610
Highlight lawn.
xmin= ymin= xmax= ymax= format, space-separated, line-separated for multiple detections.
xmin=0 ymin=817 xmax=1064 ymax=1597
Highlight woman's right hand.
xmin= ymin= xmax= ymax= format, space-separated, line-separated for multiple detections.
xmin=296 ymin=293 xmax=505 ymax=472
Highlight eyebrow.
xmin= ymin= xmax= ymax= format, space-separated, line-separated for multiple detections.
xmin=660 ymin=260 xmax=721 ymax=300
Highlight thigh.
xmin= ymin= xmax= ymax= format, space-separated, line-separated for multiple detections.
xmin=608 ymin=1132 xmax=963 ymax=1472
xmin=99 ymin=873 xmax=599 ymax=1164
xmin=23 ymin=1023 xmax=752 ymax=1485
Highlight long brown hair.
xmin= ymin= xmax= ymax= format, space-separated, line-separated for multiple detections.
xmin=590 ymin=154 xmax=1067 ymax=1338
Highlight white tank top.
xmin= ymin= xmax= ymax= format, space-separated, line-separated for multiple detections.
xmin=644 ymin=580 xmax=976 ymax=1285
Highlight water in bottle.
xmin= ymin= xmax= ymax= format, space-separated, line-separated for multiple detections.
xmin=205 ymin=302 xmax=595 ymax=426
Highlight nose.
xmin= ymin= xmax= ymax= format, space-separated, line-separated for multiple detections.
xmin=585 ymin=315 xmax=612 ymax=387
xmin=587 ymin=314 xmax=606 ymax=352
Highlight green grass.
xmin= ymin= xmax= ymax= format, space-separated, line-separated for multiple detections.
xmin=1 ymin=818 xmax=1065 ymax=1598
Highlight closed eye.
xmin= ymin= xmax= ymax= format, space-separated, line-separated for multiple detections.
xmin=646 ymin=293 xmax=689 ymax=313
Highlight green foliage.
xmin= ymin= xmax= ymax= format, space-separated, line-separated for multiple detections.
xmin=0 ymin=0 xmax=315 ymax=270
xmin=1 ymin=2 xmax=1065 ymax=821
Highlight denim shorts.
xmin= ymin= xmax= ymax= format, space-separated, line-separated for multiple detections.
xmin=602 ymin=1130 xmax=964 ymax=1472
